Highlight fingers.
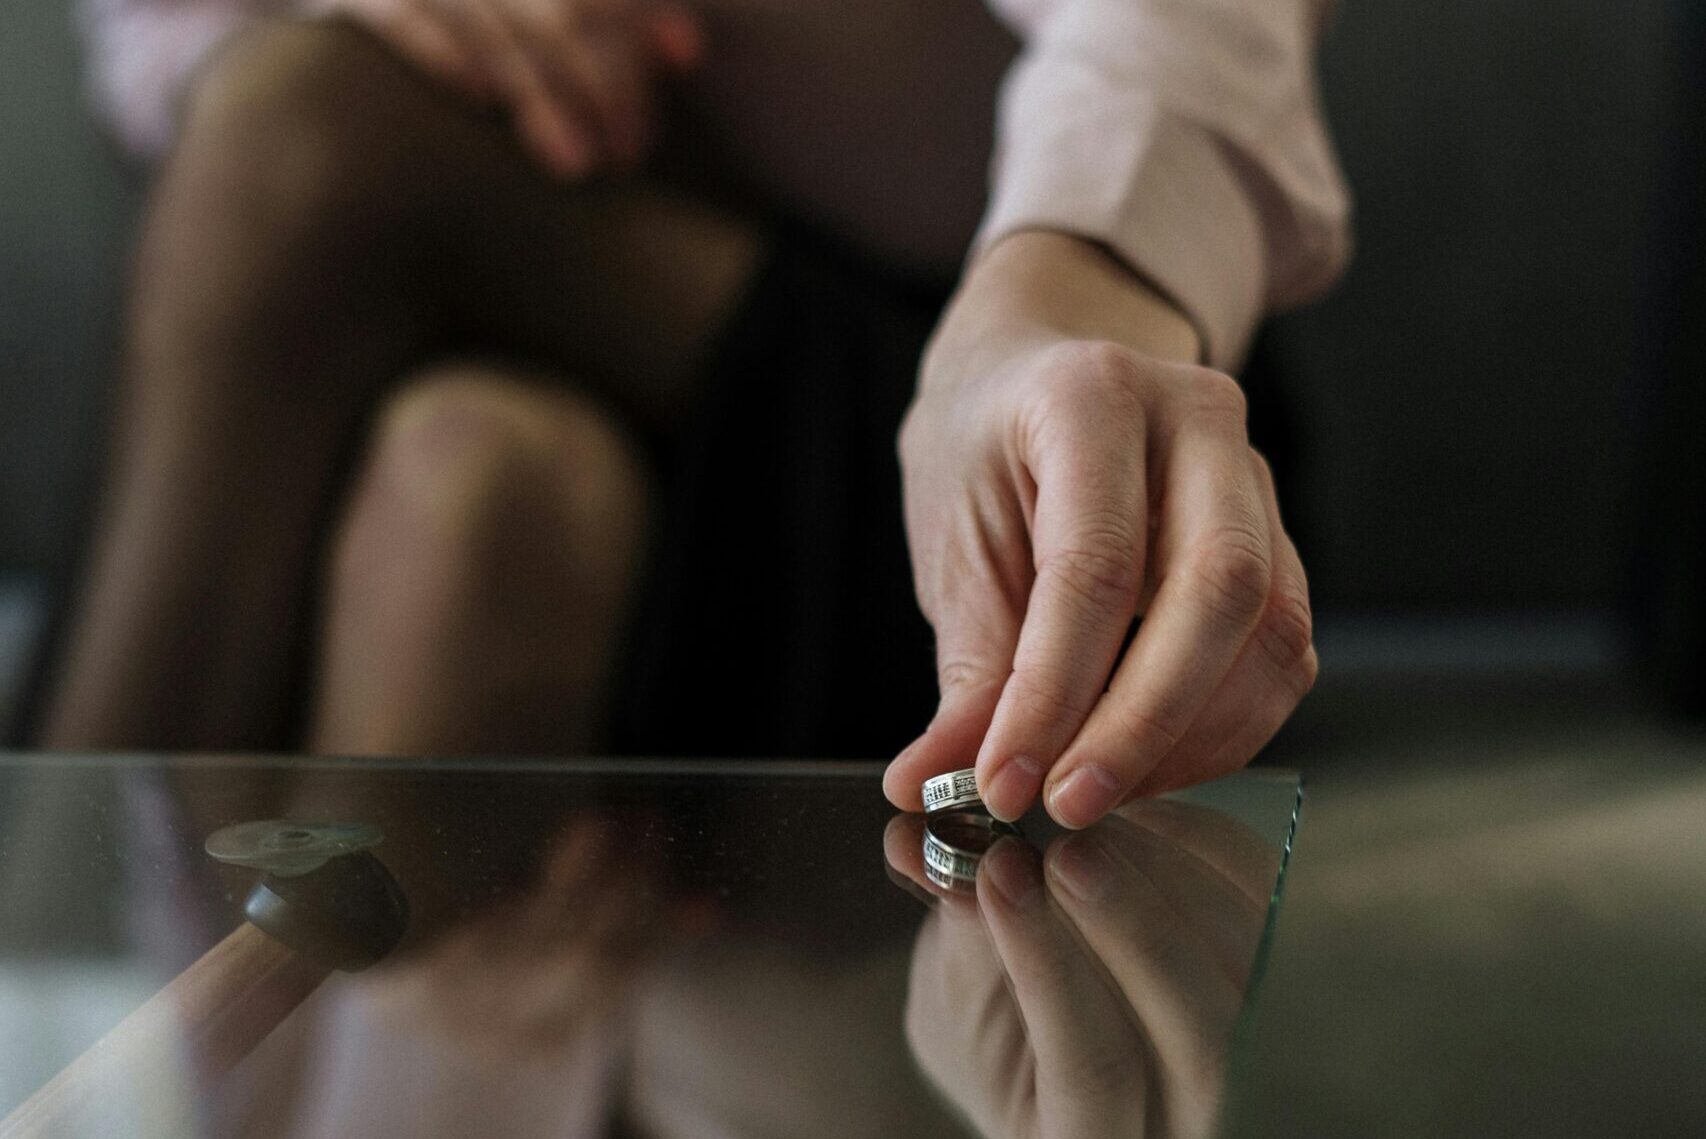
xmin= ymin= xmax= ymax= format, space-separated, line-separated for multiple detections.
xmin=883 ymin=652 xmax=1006 ymax=811
xmin=444 ymin=0 xmax=687 ymax=176
xmin=323 ymin=0 xmax=495 ymax=96
xmin=1046 ymin=375 xmax=1273 ymax=828
xmin=901 ymin=875 xmax=1026 ymax=1138
xmin=453 ymin=0 xmax=597 ymax=175
xmin=1110 ymin=798 xmax=1279 ymax=909
xmin=1082 ymin=817 xmax=1267 ymax=986
xmin=1133 ymin=454 xmax=1317 ymax=797
xmin=549 ymin=8 xmax=653 ymax=167
xmin=977 ymin=839 xmax=1148 ymax=1137
xmin=974 ymin=351 xmax=1151 ymax=822
xmin=1044 ymin=828 xmax=1246 ymax=1134
xmin=884 ymin=577 xmax=1019 ymax=811
xmin=898 ymin=347 xmax=1311 ymax=825
xmin=530 ymin=0 xmax=694 ymax=167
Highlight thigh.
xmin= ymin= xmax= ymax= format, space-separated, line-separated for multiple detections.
xmin=444 ymin=177 xmax=768 ymax=429
xmin=190 ymin=19 xmax=767 ymax=426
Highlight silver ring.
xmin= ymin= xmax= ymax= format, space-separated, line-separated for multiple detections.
xmin=922 ymin=768 xmax=982 ymax=814
xmin=922 ymin=813 xmax=1020 ymax=889
xmin=923 ymin=848 xmax=977 ymax=892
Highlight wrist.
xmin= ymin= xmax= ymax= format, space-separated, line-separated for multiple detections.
xmin=925 ymin=231 xmax=1202 ymax=389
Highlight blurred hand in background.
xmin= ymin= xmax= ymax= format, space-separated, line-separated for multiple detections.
xmin=311 ymin=0 xmax=702 ymax=175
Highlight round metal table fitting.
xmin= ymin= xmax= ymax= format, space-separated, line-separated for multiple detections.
xmin=208 ymin=820 xmax=407 ymax=971
xmin=242 ymin=851 xmax=409 ymax=971
xmin=922 ymin=768 xmax=983 ymax=814
xmin=206 ymin=819 xmax=384 ymax=878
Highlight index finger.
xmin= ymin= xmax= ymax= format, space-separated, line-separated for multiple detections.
xmin=463 ymin=0 xmax=597 ymax=174
xmin=1046 ymin=377 xmax=1272 ymax=828
xmin=973 ymin=357 xmax=1152 ymax=821
xmin=977 ymin=839 xmax=1149 ymax=1136
xmin=1045 ymin=829 xmax=1244 ymax=1134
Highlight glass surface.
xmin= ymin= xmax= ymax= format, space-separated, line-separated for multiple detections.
xmin=0 ymin=755 xmax=1301 ymax=1138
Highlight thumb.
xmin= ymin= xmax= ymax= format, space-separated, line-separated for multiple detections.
xmin=884 ymin=605 xmax=1016 ymax=810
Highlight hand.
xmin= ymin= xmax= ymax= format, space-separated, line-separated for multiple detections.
xmin=313 ymin=0 xmax=703 ymax=176
xmin=885 ymin=231 xmax=1318 ymax=828
xmin=884 ymin=800 xmax=1274 ymax=1138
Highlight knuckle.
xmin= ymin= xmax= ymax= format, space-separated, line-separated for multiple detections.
xmin=1189 ymin=530 xmax=1273 ymax=626
xmin=1108 ymin=699 xmax=1183 ymax=755
xmin=1038 ymin=342 xmax=1146 ymax=413
xmin=937 ymin=657 xmax=1005 ymax=697
xmin=1039 ymin=537 xmax=1144 ymax=617
xmin=1184 ymin=369 xmax=1249 ymax=422
xmin=895 ymin=404 xmax=923 ymax=464
xmin=1065 ymin=340 xmax=1146 ymax=387
xmin=1249 ymin=447 xmax=1276 ymax=489
xmin=1003 ymin=664 xmax=1096 ymax=726
xmin=1254 ymin=587 xmax=1316 ymax=682
xmin=1297 ymin=645 xmax=1321 ymax=694
xmin=1043 ymin=1030 xmax=1149 ymax=1098
xmin=1021 ymin=343 xmax=1143 ymax=432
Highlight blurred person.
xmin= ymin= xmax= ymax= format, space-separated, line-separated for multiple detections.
xmin=40 ymin=0 xmax=1349 ymax=829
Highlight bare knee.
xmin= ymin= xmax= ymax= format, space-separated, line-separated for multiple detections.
xmin=327 ymin=365 xmax=652 ymax=621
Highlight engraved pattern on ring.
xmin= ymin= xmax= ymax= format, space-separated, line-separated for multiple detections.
xmin=923 ymin=829 xmax=981 ymax=881
xmin=923 ymin=768 xmax=982 ymax=813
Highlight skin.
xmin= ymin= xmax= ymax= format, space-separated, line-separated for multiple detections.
xmin=883 ymin=232 xmax=1320 ymax=828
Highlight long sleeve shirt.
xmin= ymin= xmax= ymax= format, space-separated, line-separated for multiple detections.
xmin=77 ymin=0 xmax=1351 ymax=367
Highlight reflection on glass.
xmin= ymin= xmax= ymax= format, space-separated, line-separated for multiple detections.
xmin=923 ymin=812 xmax=1022 ymax=891
xmin=885 ymin=798 xmax=1283 ymax=1139
xmin=0 ymin=758 xmax=1296 ymax=1139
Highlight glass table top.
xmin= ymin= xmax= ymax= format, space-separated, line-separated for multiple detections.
xmin=0 ymin=755 xmax=1302 ymax=1138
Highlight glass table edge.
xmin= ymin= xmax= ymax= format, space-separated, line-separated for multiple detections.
xmin=1222 ymin=773 xmax=1306 ymax=1124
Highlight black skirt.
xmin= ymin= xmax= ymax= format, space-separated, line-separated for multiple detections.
xmin=609 ymin=233 xmax=949 ymax=760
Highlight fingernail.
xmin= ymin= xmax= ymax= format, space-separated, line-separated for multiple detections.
xmin=982 ymin=839 xmax=1041 ymax=909
xmin=1048 ymin=834 xmax=1116 ymax=904
xmin=983 ymin=755 xmax=1045 ymax=822
xmin=1047 ymin=765 xmax=1122 ymax=830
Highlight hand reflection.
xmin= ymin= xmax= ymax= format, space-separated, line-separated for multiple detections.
xmin=885 ymin=801 xmax=1277 ymax=1139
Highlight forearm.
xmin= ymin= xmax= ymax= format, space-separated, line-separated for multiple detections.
xmin=924 ymin=231 xmax=1203 ymax=396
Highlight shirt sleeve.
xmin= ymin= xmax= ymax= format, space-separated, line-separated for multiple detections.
xmin=974 ymin=0 xmax=1353 ymax=368
xmin=78 ymin=0 xmax=290 ymax=161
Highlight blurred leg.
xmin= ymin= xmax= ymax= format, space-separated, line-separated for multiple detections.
xmin=39 ymin=21 xmax=760 ymax=750
xmin=309 ymin=367 xmax=648 ymax=756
